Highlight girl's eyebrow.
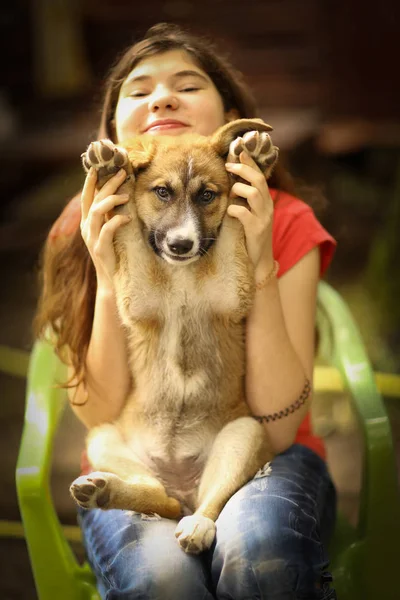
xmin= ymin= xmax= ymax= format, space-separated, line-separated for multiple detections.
xmin=122 ymin=69 xmax=209 ymax=88
xmin=172 ymin=70 xmax=209 ymax=82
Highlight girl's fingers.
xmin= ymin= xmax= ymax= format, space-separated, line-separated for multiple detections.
xmin=226 ymin=155 xmax=271 ymax=216
xmin=230 ymin=181 xmax=264 ymax=214
xmin=225 ymin=158 xmax=266 ymax=190
xmin=227 ymin=203 xmax=254 ymax=230
xmin=97 ymin=214 xmax=132 ymax=248
xmin=81 ymin=168 xmax=97 ymax=221
xmin=82 ymin=168 xmax=127 ymax=226
xmin=86 ymin=194 xmax=129 ymax=240
xmin=239 ymin=150 xmax=261 ymax=170
xmin=91 ymin=194 xmax=130 ymax=217
xmin=92 ymin=169 xmax=127 ymax=204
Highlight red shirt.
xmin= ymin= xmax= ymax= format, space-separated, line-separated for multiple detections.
xmin=51 ymin=187 xmax=336 ymax=471
xmin=270 ymin=188 xmax=336 ymax=459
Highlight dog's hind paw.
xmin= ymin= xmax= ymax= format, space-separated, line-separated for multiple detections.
xmin=175 ymin=514 xmax=216 ymax=554
xmin=228 ymin=130 xmax=279 ymax=177
xmin=70 ymin=471 xmax=115 ymax=509
xmin=81 ymin=139 xmax=130 ymax=176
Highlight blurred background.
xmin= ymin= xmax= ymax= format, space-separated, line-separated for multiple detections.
xmin=0 ymin=0 xmax=399 ymax=597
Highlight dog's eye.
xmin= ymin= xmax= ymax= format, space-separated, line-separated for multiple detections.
xmin=200 ymin=190 xmax=216 ymax=204
xmin=154 ymin=186 xmax=170 ymax=201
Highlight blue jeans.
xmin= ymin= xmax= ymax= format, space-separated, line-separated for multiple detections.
xmin=78 ymin=444 xmax=337 ymax=599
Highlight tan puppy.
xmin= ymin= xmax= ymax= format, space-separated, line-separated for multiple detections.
xmin=71 ymin=119 xmax=279 ymax=553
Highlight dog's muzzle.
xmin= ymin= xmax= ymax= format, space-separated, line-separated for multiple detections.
xmin=148 ymin=231 xmax=216 ymax=264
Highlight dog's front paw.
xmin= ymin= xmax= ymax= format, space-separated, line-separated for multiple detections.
xmin=81 ymin=139 xmax=130 ymax=175
xmin=175 ymin=514 xmax=216 ymax=554
xmin=70 ymin=471 xmax=115 ymax=509
xmin=228 ymin=130 xmax=279 ymax=178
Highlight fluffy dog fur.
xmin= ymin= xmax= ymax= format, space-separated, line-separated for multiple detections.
xmin=70 ymin=119 xmax=279 ymax=553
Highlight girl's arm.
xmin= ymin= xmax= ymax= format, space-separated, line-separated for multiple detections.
xmin=226 ymin=151 xmax=321 ymax=454
xmin=68 ymin=168 xmax=132 ymax=428
xmin=67 ymin=284 xmax=131 ymax=429
xmin=245 ymin=247 xmax=319 ymax=454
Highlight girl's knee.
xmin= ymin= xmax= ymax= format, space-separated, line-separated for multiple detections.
xmin=213 ymin=541 xmax=334 ymax=600
xmin=113 ymin=521 xmax=214 ymax=598
xmin=106 ymin=539 xmax=209 ymax=599
xmin=213 ymin=510 xmax=334 ymax=599
xmin=104 ymin=549 xmax=209 ymax=599
xmin=81 ymin=511 xmax=211 ymax=600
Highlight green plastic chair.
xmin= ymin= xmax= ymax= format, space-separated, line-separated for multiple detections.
xmin=14 ymin=281 xmax=400 ymax=600
xmin=316 ymin=282 xmax=400 ymax=599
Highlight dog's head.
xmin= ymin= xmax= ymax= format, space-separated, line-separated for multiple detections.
xmin=124 ymin=118 xmax=274 ymax=266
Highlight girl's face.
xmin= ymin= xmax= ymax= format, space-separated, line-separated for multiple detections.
xmin=114 ymin=49 xmax=236 ymax=142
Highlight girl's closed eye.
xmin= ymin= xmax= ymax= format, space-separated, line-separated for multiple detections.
xmin=180 ymin=87 xmax=200 ymax=92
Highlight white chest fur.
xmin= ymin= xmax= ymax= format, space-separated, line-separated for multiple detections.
xmin=132 ymin=280 xmax=223 ymax=410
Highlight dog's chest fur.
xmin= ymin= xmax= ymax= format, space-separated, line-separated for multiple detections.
xmin=124 ymin=267 xmax=246 ymax=414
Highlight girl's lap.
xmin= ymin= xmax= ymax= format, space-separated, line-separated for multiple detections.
xmin=78 ymin=507 xmax=212 ymax=599
xmin=78 ymin=444 xmax=336 ymax=599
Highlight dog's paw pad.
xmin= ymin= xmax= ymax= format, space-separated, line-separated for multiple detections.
xmin=242 ymin=130 xmax=261 ymax=153
xmin=227 ymin=131 xmax=279 ymax=176
xmin=230 ymin=138 xmax=244 ymax=156
xmin=70 ymin=471 xmax=112 ymax=509
xmin=82 ymin=140 xmax=129 ymax=174
xmin=248 ymin=131 xmax=278 ymax=172
xmin=175 ymin=515 xmax=216 ymax=554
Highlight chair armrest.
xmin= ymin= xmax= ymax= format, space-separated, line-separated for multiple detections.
xmin=15 ymin=339 xmax=94 ymax=599
xmin=317 ymin=281 xmax=400 ymax=540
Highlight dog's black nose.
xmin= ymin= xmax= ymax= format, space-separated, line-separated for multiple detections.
xmin=167 ymin=238 xmax=194 ymax=255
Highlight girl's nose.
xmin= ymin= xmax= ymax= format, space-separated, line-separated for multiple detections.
xmin=149 ymin=88 xmax=179 ymax=112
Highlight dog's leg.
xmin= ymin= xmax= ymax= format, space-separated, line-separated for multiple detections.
xmin=175 ymin=417 xmax=273 ymax=553
xmin=82 ymin=139 xmax=162 ymax=324
xmin=70 ymin=424 xmax=181 ymax=519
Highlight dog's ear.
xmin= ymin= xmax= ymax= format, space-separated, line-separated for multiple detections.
xmin=211 ymin=118 xmax=273 ymax=158
xmin=124 ymin=136 xmax=157 ymax=173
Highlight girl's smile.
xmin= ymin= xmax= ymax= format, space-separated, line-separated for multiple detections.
xmin=144 ymin=118 xmax=190 ymax=133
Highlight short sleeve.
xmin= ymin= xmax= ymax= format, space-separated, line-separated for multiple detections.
xmin=48 ymin=194 xmax=82 ymax=243
xmin=271 ymin=190 xmax=336 ymax=278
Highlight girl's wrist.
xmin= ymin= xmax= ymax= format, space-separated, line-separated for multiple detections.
xmin=254 ymin=260 xmax=279 ymax=291
xmin=254 ymin=253 xmax=275 ymax=281
xmin=96 ymin=273 xmax=115 ymax=296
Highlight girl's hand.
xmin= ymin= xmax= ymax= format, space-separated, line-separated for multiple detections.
xmin=80 ymin=167 xmax=131 ymax=288
xmin=225 ymin=152 xmax=274 ymax=276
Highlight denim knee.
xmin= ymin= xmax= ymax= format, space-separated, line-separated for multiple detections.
xmin=211 ymin=445 xmax=337 ymax=599
xmin=213 ymin=517 xmax=335 ymax=599
xmin=104 ymin=551 xmax=210 ymax=600
xmin=79 ymin=509 xmax=213 ymax=600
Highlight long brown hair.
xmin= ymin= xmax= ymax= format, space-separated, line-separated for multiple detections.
xmin=34 ymin=22 xmax=298 ymax=386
